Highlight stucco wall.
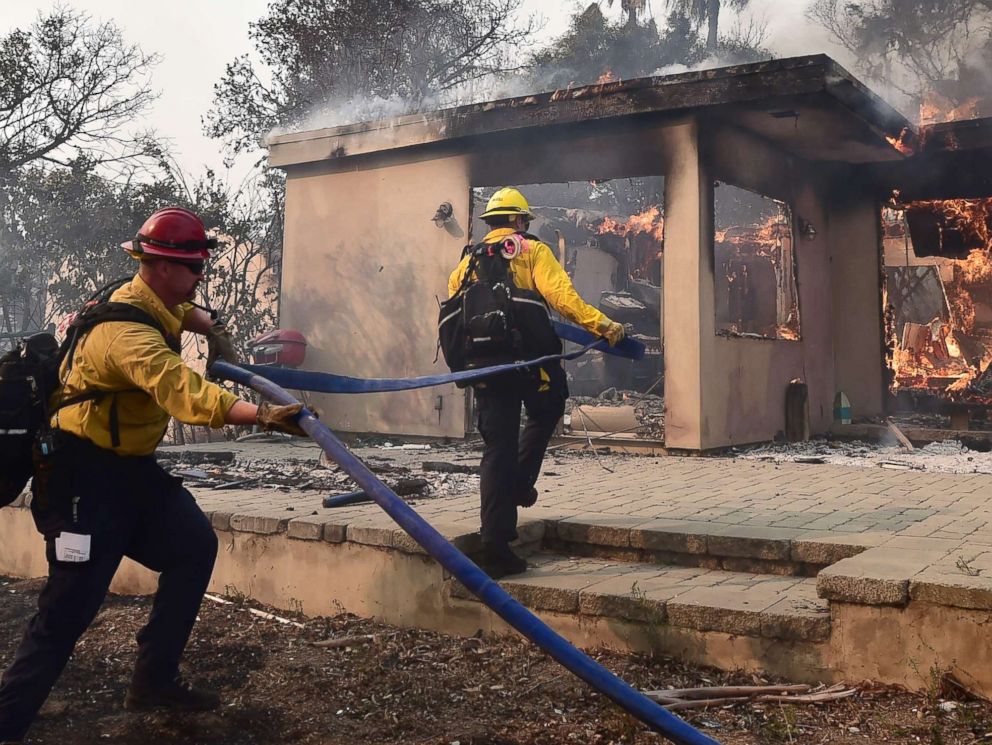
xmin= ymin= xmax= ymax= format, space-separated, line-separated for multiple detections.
xmin=829 ymin=182 xmax=886 ymax=419
xmin=281 ymin=156 xmax=472 ymax=437
xmin=686 ymin=124 xmax=840 ymax=448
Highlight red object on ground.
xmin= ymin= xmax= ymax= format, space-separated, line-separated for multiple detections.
xmin=249 ymin=329 xmax=308 ymax=367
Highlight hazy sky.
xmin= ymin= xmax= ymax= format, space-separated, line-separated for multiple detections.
xmin=1 ymin=1 xmax=844 ymax=179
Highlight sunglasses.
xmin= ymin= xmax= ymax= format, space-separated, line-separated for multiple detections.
xmin=170 ymin=259 xmax=206 ymax=275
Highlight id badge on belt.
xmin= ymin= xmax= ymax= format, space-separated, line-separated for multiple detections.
xmin=55 ymin=532 xmax=91 ymax=563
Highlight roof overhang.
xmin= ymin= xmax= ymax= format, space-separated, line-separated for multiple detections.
xmin=267 ymin=55 xmax=913 ymax=170
xmin=868 ymin=117 xmax=992 ymax=200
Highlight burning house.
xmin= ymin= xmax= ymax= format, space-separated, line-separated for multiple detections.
xmin=871 ymin=116 xmax=992 ymax=428
xmin=266 ymin=54 xmax=990 ymax=450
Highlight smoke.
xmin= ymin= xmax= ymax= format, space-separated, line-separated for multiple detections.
xmin=265 ymin=0 xmax=992 ymax=141
xmin=265 ymin=66 xmax=598 ymax=143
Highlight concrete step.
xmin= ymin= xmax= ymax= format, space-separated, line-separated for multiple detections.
xmin=449 ymin=553 xmax=831 ymax=642
xmin=542 ymin=514 xmax=872 ymax=576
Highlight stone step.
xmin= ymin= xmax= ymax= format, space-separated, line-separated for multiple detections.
xmin=543 ymin=515 xmax=873 ymax=576
xmin=449 ymin=553 xmax=831 ymax=642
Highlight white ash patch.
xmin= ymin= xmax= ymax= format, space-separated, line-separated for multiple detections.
xmin=732 ymin=438 xmax=992 ymax=475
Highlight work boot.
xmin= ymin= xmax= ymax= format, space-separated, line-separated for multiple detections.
xmin=124 ymin=677 xmax=221 ymax=712
xmin=516 ymin=486 xmax=538 ymax=508
xmin=479 ymin=542 xmax=528 ymax=579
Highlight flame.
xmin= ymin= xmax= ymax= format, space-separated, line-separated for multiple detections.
xmin=714 ymin=214 xmax=791 ymax=255
xmin=886 ymin=127 xmax=915 ymax=156
xmin=596 ymin=206 xmax=665 ymax=242
xmin=777 ymin=325 xmax=800 ymax=341
xmin=596 ymin=69 xmax=617 ymax=85
xmin=919 ymin=91 xmax=982 ymax=126
xmin=885 ymin=202 xmax=992 ymax=403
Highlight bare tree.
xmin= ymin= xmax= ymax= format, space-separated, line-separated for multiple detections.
xmin=0 ymin=6 xmax=160 ymax=175
xmin=808 ymin=0 xmax=992 ymax=109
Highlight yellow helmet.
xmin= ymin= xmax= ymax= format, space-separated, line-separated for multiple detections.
xmin=480 ymin=187 xmax=535 ymax=220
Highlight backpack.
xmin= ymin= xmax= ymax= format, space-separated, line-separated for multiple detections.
xmin=0 ymin=279 xmax=178 ymax=507
xmin=438 ymin=238 xmax=561 ymax=387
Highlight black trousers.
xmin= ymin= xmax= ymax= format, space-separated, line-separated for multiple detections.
xmin=475 ymin=364 xmax=567 ymax=544
xmin=0 ymin=435 xmax=217 ymax=742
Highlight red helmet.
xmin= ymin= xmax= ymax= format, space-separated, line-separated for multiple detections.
xmin=122 ymin=207 xmax=217 ymax=260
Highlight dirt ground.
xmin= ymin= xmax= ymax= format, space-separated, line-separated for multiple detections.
xmin=2 ymin=577 xmax=991 ymax=744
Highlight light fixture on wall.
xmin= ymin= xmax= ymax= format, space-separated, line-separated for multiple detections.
xmin=799 ymin=219 xmax=817 ymax=241
xmin=431 ymin=202 xmax=454 ymax=228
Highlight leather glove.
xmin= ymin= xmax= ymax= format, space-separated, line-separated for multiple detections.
xmin=205 ymin=322 xmax=238 ymax=371
xmin=599 ymin=319 xmax=626 ymax=347
xmin=257 ymin=401 xmax=308 ymax=437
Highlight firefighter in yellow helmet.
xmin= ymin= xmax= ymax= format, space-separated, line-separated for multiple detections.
xmin=0 ymin=207 xmax=307 ymax=743
xmin=447 ymin=188 xmax=624 ymax=578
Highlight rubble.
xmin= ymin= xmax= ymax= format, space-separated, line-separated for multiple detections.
xmin=156 ymin=441 xmax=482 ymax=500
xmin=565 ymin=389 xmax=664 ymax=439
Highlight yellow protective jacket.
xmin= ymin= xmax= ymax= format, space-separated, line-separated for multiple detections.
xmin=52 ymin=274 xmax=239 ymax=455
xmin=447 ymin=228 xmax=610 ymax=334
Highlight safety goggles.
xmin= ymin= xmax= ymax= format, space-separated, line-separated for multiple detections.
xmin=170 ymin=259 xmax=206 ymax=275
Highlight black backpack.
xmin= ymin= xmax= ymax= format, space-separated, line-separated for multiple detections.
xmin=0 ymin=279 xmax=178 ymax=507
xmin=438 ymin=240 xmax=560 ymax=386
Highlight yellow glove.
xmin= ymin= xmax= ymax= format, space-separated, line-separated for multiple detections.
xmin=599 ymin=319 xmax=626 ymax=347
xmin=257 ymin=402 xmax=308 ymax=437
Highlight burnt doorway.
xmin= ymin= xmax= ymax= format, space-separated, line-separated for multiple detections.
xmin=881 ymin=201 xmax=992 ymax=430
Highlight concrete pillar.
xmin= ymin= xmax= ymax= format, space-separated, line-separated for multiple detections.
xmin=663 ymin=121 xmax=711 ymax=450
xmin=828 ymin=184 xmax=885 ymax=420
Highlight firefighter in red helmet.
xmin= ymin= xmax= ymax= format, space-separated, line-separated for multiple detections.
xmin=0 ymin=207 xmax=304 ymax=742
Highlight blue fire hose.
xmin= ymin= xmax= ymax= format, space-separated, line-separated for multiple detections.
xmin=212 ymin=361 xmax=718 ymax=745
xmin=237 ymin=321 xmax=646 ymax=395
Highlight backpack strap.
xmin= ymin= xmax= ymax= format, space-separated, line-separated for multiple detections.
xmin=55 ymin=301 xmax=181 ymax=448
xmin=453 ymin=246 xmax=485 ymax=297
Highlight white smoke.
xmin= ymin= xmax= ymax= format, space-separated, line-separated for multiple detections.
xmin=265 ymin=0 xmax=965 ymax=141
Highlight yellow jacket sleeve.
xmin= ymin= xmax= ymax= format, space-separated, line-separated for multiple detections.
xmin=448 ymin=255 xmax=471 ymax=298
xmin=105 ymin=325 xmax=239 ymax=427
xmin=529 ymin=242 xmax=610 ymax=334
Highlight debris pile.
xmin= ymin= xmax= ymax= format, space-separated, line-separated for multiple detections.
xmin=565 ymin=388 xmax=664 ymax=439
xmin=156 ymin=441 xmax=482 ymax=499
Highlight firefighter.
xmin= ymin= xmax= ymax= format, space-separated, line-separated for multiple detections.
xmin=448 ymin=188 xmax=625 ymax=578
xmin=0 ymin=207 xmax=305 ymax=743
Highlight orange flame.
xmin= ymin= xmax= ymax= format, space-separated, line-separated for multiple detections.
xmin=919 ymin=91 xmax=982 ymax=126
xmin=596 ymin=206 xmax=665 ymax=242
xmin=596 ymin=68 xmax=617 ymax=85
xmin=885 ymin=201 xmax=992 ymax=402
xmin=714 ymin=214 xmax=791 ymax=255
xmin=886 ymin=127 xmax=915 ymax=156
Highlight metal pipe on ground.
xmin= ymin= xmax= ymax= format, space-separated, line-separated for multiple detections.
xmin=212 ymin=360 xmax=719 ymax=745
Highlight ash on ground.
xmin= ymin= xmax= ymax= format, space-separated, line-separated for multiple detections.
xmin=156 ymin=437 xmax=482 ymax=500
xmin=732 ymin=438 xmax=992 ymax=475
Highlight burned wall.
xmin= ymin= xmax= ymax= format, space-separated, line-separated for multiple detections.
xmin=694 ymin=123 xmax=838 ymax=447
